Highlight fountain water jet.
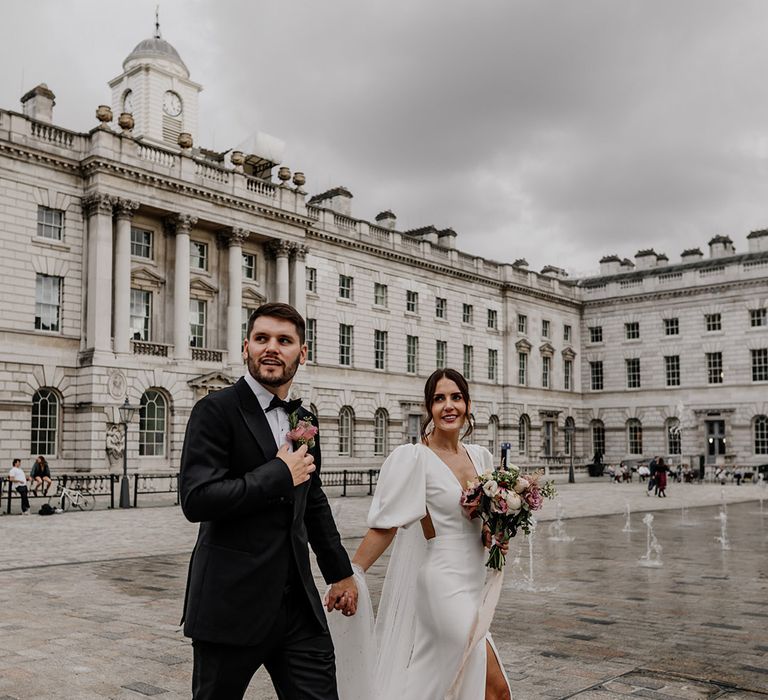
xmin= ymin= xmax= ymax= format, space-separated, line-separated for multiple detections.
xmin=639 ymin=513 xmax=663 ymax=567
xmin=548 ymin=502 xmax=574 ymax=542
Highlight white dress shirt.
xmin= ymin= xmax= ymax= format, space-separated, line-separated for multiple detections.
xmin=244 ymin=371 xmax=293 ymax=452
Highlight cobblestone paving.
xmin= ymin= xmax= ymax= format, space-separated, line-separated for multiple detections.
xmin=0 ymin=478 xmax=766 ymax=699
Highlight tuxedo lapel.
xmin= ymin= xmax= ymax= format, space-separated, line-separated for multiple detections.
xmin=235 ymin=377 xmax=278 ymax=460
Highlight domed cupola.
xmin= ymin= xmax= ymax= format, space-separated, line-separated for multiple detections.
xmin=108 ymin=13 xmax=202 ymax=147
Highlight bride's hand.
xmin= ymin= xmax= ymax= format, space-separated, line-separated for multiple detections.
xmin=482 ymin=524 xmax=509 ymax=555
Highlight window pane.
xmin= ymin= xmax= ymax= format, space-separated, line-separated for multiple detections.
xmin=130 ymin=227 xmax=153 ymax=259
xmin=139 ymin=390 xmax=166 ymax=456
xmin=31 ymin=389 xmax=58 ymax=455
xmin=35 ymin=274 xmax=61 ymax=332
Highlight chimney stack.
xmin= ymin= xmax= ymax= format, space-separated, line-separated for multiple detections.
xmin=21 ymin=84 xmax=55 ymax=123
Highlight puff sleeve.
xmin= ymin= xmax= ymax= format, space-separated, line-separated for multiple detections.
xmin=367 ymin=443 xmax=426 ymax=529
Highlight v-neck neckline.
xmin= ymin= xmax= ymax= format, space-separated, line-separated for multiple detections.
xmin=419 ymin=442 xmax=480 ymax=491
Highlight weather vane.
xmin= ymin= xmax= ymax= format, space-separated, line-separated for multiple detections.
xmin=155 ymin=5 xmax=161 ymax=39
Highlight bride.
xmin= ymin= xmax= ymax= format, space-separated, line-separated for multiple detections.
xmin=328 ymin=368 xmax=512 ymax=700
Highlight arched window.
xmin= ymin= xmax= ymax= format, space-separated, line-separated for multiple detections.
xmin=374 ymin=408 xmax=388 ymax=456
xmin=591 ymin=420 xmax=605 ymax=460
xmin=667 ymin=418 xmax=682 ymax=455
xmin=518 ymin=414 xmax=530 ymax=456
xmin=339 ymin=406 xmax=354 ymax=456
xmin=488 ymin=415 xmax=499 ymax=456
xmin=139 ymin=390 xmax=167 ymax=456
xmin=31 ymin=388 xmax=59 ymax=455
xmin=755 ymin=415 xmax=768 ymax=455
xmin=564 ymin=416 xmax=575 ymax=456
xmin=627 ymin=419 xmax=643 ymax=455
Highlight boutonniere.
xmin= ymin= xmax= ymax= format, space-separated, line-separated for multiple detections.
xmin=287 ymin=411 xmax=318 ymax=449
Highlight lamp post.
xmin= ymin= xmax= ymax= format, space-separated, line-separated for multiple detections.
xmin=565 ymin=423 xmax=575 ymax=484
xmin=118 ymin=397 xmax=138 ymax=509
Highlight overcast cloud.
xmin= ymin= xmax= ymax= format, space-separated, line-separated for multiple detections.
xmin=3 ymin=0 xmax=768 ymax=275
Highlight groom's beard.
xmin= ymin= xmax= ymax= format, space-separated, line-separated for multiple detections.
xmin=247 ymin=351 xmax=300 ymax=388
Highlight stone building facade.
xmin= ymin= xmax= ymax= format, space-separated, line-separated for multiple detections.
xmin=1 ymin=31 xmax=767 ymax=475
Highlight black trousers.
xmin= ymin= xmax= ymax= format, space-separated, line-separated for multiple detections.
xmin=192 ymin=585 xmax=338 ymax=700
xmin=16 ymin=485 xmax=30 ymax=512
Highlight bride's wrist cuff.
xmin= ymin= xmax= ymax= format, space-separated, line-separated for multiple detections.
xmin=351 ymin=562 xmax=365 ymax=576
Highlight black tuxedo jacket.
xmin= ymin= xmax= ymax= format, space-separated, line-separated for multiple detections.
xmin=179 ymin=377 xmax=352 ymax=646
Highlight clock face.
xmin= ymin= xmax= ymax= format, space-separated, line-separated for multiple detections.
xmin=122 ymin=90 xmax=134 ymax=113
xmin=163 ymin=90 xmax=182 ymax=117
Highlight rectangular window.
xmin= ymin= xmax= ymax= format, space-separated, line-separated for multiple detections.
xmin=626 ymin=358 xmax=641 ymax=388
xmin=750 ymin=308 xmax=767 ymax=327
xmin=665 ymin=355 xmax=680 ymax=387
xmin=407 ymin=415 xmax=421 ymax=445
xmin=339 ymin=274 xmax=353 ymax=300
xmin=462 ymin=303 xmax=473 ymax=324
xmin=541 ymin=319 xmax=550 ymax=338
xmin=37 ymin=205 xmax=64 ymax=241
xmin=463 ymin=344 xmax=473 ymax=379
xmin=435 ymin=297 xmax=447 ymax=319
xmin=707 ymin=351 xmax=723 ymax=384
xmin=518 ymin=352 xmax=528 ymax=385
xmin=306 ymin=318 xmax=316 ymax=363
xmin=590 ymin=361 xmax=604 ymax=391
xmin=407 ymin=335 xmax=419 ymax=374
xmin=488 ymin=349 xmax=498 ymax=382
xmin=628 ymin=422 xmax=643 ymax=455
xmin=306 ymin=267 xmax=317 ymax=293
xmin=487 ymin=309 xmax=498 ymax=330
xmin=589 ymin=326 xmax=603 ymax=343
xmin=753 ymin=348 xmax=768 ymax=381
xmin=190 ymin=241 xmax=208 ymax=271
xmin=242 ymin=253 xmax=256 ymax=280
xmin=242 ymin=307 xmax=256 ymax=341
xmin=406 ymin=290 xmax=419 ymax=314
xmin=436 ymin=340 xmax=447 ymax=369
xmin=542 ymin=355 xmax=551 ymax=388
xmin=664 ymin=318 xmax=679 ymax=336
xmin=130 ymin=288 xmax=151 ymax=341
xmin=189 ymin=299 xmax=206 ymax=347
xmin=374 ymin=330 xmax=388 ymax=370
xmin=34 ymin=274 xmax=61 ymax=332
xmin=706 ymin=313 xmax=722 ymax=332
xmin=339 ymin=324 xmax=353 ymax=366
xmin=517 ymin=314 xmax=527 ymax=334
xmin=563 ymin=324 xmax=571 ymax=342
xmin=130 ymin=227 xmax=153 ymax=259
xmin=564 ymin=359 xmax=572 ymax=390
xmin=374 ymin=283 xmax=388 ymax=307
xmin=625 ymin=322 xmax=640 ymax=340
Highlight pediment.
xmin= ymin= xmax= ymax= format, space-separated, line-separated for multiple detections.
xmin=243 ymin=287 xmax=266 ymax=304
xmin=188 ymin=371 xmax=236 ymax=390
xmin=131 ymin=266 xmax=166 ymax=288
xmin=561 ymin=346 xmax=577 ymax=360
xmin=515 ymin=338 xmax=532 ymax=352
xmin=190 ymin=276 xmax=219 ymax=297
xmin=539 ymin=342 xmax=555 ymax=356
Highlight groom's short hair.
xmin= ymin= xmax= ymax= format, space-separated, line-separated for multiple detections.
xmin=246 ymin=303 xmax=306 ymax=344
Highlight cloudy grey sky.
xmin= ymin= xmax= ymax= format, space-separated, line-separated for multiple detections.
xmin=3 ymin=0 xmax=768 ymax=275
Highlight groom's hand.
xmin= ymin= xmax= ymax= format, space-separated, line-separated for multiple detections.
xmin=279 ymin=443 xmax=316 ymax=486
xmin=325 ymin=576 xmax=358 ymax=616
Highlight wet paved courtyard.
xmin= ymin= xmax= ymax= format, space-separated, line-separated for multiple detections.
xmin=0 ymin=479 xmax=766 ymax=699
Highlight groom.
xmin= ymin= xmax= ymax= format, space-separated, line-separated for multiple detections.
xmin=180 ymin=302 xmax=357 ymax=699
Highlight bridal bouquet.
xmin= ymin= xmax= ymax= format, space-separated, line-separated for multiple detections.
xmin=460 ymin=465 xmax=556 ymax=570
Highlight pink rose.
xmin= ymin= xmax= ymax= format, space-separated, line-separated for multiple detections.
xmin=287 ymin=419 xmax=318 ymax=448
xmin=523 ymin=485 xmax=543 ymax=510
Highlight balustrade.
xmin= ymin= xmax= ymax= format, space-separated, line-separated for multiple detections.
xmin=30 ymin=121 xmax=75 ymax=148
xmin=192 ymin=347 xmax=224 ymax=363
xmin=131 ymin=340 xmax=171 ymax=357
xmin=245 ymin=176 xmax=277 ymax=198
xmin=137 ymin=143 xmax=177 ymax=168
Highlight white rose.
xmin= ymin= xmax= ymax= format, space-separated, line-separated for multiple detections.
xmin=482 ymin=479 xmax=500 ymax=498
xmin=513 ymin=477 xmax=529 ymax=494
xmin=505 ymin=491 xmax=522 ymax=512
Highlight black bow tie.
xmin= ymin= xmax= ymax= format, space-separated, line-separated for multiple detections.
xmin=265 ymin=395 xmax=303 ymax=414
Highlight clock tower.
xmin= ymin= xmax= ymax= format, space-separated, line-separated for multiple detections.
xmin=108 ymin=19 xmax=202 ymax=146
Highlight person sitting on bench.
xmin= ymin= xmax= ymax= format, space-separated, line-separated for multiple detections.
xmin=29 ymin=456 xmax=52 ymax=496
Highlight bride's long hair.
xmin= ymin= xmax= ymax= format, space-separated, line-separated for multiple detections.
xmin=420 ymin=368 xmax=474 ymax=441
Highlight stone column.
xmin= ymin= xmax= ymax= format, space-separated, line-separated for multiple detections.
xmin=290 ymin=244 xmax=308 ymax=317
xmin=224 ymin=227 xmax=250 ymax=365
xmin=83 ymin=193 xmax=115 ymax=351
xmin=168 ymin=213 xmax=197 ymax=360
xmin=113 ymin=199 xmax=140 ymax=354
xmin=268 ymin=240 xmax=292 ymax=303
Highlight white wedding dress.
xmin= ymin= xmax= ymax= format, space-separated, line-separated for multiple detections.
xmin=328 ymin=442 xmax=511 ymax=700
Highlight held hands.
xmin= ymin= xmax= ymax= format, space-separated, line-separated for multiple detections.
xmin=324 ymin=575 xmax=358 ymax=616
xmin=482 ymin=523 xmax=509 ymax=556
xmin=278 ymin=443 xmax=316 ymax=487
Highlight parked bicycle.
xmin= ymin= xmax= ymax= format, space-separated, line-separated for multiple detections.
xmin=54 ymin=485 xmax=95 ymax=512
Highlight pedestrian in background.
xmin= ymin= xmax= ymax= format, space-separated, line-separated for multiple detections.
xmin=8 ymin=458 xmax=30 ymax=515
xmin=647 ymin=456 xmax=658 ymax=496
xmin=655 ymin=458 xmax=668 ymax=497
